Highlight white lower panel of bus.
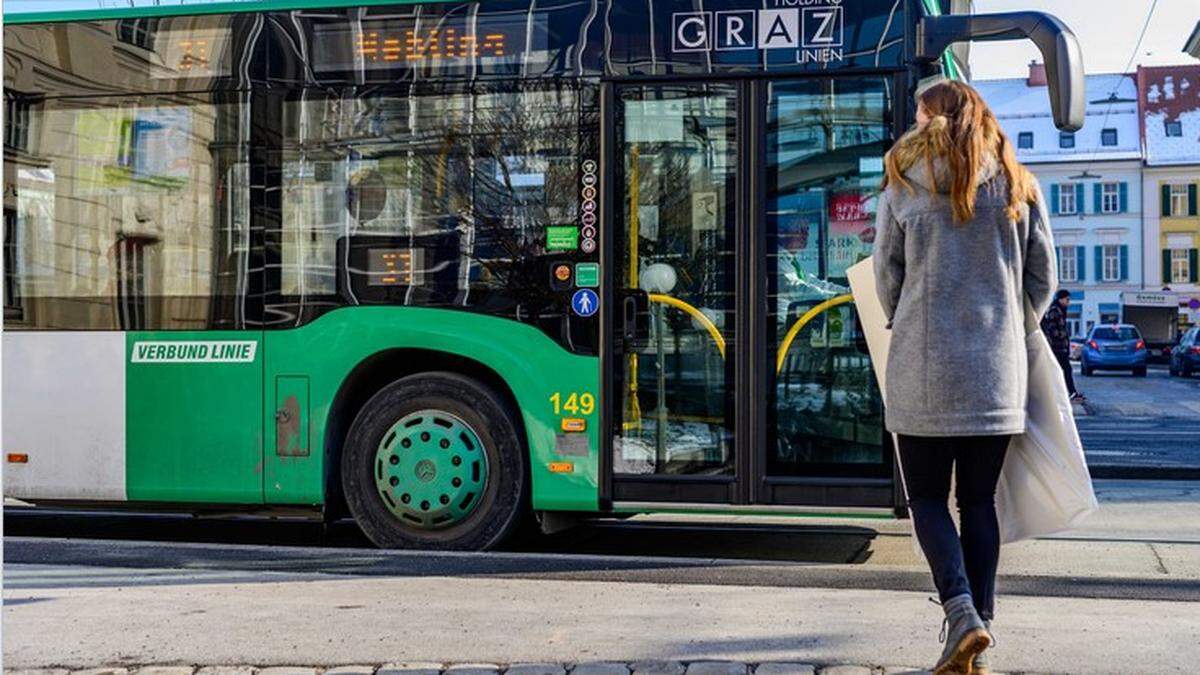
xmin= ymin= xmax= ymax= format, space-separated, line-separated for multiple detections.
xmin=3 ymin=332 xmax=127 ymax=501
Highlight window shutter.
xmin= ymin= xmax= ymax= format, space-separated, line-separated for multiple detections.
xmin=1076 ymin=246 xmax=1086 ymax=282
xmin=1189 ymin=184 xmax=1198 ymax=216
xmin=1119 ymin=183 xmax=1129 ymax=213
xmin=1191 ymin=249 xmax=1199 ymax=283
xmin=1120 ymin=245 xmax=1129 ymax=281
xmin=1093 ymin=246 xmax=1102 ymax=282
xmin=1163 ymin=249 xmax=1173 ymax=284
xmin=1051 ymin=184 xmax=1060 ymax=215
xmin=1163 ymin=185 xmax=1172 ymax=217
xmin=1093 ymin=184 xmax=1102 ymax=214
xmin=1076 ymin=184 xmax=1085 ymax=213
xmin=1055 ymin=247 xmax=1062 ymax=274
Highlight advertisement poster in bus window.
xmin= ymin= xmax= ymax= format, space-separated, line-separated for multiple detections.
xmin=827 ymin=190 xmax=875 ymax=279
xmin=130 ymin=107 xmax=193 ymax=183
xmin=775 ymin=189 xmax=823 ymax=278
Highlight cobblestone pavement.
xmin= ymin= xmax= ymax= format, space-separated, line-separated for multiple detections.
xmin=4 ymin=663 xmax=1030 ymax=675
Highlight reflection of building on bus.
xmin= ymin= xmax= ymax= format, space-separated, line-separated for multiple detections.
xmin=3 ymin=15 xmax=243 ymax=330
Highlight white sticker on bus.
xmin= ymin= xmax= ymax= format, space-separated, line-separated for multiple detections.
xmin=132 ymin=341 xmax=258 ymax=363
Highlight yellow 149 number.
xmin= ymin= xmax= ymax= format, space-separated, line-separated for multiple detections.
xmin=550 ymin=391 xmax=595 ymax=416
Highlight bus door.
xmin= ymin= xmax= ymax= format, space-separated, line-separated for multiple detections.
xmin=608 ymin=82 xmax=743 ymax=504
xmin=605 ymin=76 xmax=897 ymax=509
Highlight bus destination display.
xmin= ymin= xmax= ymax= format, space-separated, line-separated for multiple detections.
xmin=367 ymin=248 xmax=424 ymax=286
xmin=355 ymin=28 xmax=507 ymax=63
xmin=312 ymin=14 xmax=540 ymax=72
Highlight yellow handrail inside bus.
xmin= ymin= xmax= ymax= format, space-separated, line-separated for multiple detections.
xmin=775 ymin=294 xmax=855 ymax=375
xmin=647 ymin=294 xmax=726 ymax=358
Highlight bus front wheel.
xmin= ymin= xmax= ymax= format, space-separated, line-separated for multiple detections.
xmin=341 ymin=372 xmax=526 ymax=550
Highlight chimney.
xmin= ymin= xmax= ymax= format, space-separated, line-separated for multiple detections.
xmin=1028 ymin=60 xmax=1048 ymax=87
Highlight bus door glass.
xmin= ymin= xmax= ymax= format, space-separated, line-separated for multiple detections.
xmin=766 ymin=77 xmax=892 ymax=483
xmin=611 ymin=84 xmax=738 ymax=491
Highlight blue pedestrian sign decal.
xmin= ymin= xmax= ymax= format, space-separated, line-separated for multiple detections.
xmin=571 ymin=289 xmax=599 ymax=317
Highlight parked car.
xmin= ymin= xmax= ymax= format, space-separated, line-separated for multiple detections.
xmin=1080 ymin=324 xmax=1149 ymax=377
xmin=1069 ymin=337 xmax=1085 ymax=361
xmin=1168 ymin=326 xmax=1200 ymax=378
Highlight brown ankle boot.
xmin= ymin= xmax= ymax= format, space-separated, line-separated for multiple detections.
xmin=972 ymin=620 xmax=994 ymax=674
xmin=933 ymin=595 xmax=990 ymax=675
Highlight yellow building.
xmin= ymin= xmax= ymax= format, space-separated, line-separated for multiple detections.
xmin=1139 ymin=65 xmax=1200 ymax=327
xmin=1156 ymin=179 xmax=1199 ymax=286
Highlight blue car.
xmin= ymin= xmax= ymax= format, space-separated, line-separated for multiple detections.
xmin=1080 ymin=324 xmax=1149 ymax=377
xmin=1169 ymin=326 xmax=1200 ymax=378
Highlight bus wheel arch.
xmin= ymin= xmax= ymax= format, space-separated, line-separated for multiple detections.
xmin=323 ymin=349 xmax=531 ymax=540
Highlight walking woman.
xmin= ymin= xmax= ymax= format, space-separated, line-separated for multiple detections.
xmin=873 ymin=80 xmax=1056 ymax=674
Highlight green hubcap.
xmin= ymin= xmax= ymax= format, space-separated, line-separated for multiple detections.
xmin=374 ymin=410 xmax=489 ymax=529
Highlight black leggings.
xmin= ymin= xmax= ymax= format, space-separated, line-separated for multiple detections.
xmin=1053 ymin=349 xmax=1077 ymax=396
xmin=897 ymin=434 xmax=1010 ymax=620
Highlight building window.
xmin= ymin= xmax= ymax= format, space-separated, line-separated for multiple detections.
xmin=1171 ymin=249 xmax=1191 ymax=284
xmin=1018 ymin=132 xmax=1033 ymax=149
xmin=1101 ymin=183 xmax=1121 ymax=214
xmin=114 ymin=237 xmax=151 ymax=331
xmin=1059 ymin=132 xmax=1075 ymax=149
xmin=1102 ymin=245 xmax=1122 ymax=282
xmin=116 ymin=18 xmax=159 ymax=51
xmin=1059 ymin=245 xmax=1079 ymax=282
xmin=3 ymin=209 xmax=21 ymax=317
xmin=4 ymin=93 xmax=32 ymax=151
xmin=1165 ymin=120 xmax=1183 ymax=137
xmin=1171 ymin=184 xmax=1190 ymax=216
xmin=1101 ymin=128 xmax=1118 ymax=146
xmin=1067 ymin=318 xmax=1082 ymax=338
xmin=1058 ymin=184 xmax=1078 ymax=215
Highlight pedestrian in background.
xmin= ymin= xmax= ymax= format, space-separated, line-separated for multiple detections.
xmin=873 ymin=80 xmax=1056 ymax=675
xmin=1041 ymin=289 xmax=1083 ymax=401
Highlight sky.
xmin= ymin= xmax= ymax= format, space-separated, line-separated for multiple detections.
xmin=969 ymin=0 xmax=1200 ymax=80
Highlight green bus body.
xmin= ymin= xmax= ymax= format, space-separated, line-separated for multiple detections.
xmin=120 ymin=312 xmax=598 ymax=510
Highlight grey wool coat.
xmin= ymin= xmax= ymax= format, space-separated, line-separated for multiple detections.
xmin=873 ymin=156 xmax=1057 ymax=437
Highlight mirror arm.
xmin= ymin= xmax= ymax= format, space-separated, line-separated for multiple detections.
xmin=917 ymin=12 xmax=1085 ymax=132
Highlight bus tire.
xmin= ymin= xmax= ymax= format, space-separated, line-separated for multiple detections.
xmin=341 ymin=372 xmax=526 ymax=551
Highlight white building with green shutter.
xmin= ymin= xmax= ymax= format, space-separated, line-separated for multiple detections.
xmin=976 ymin=65 xmax=1143 ymax=336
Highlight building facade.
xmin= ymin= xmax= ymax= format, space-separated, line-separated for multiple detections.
xmin=1138 ymin=64 xmax=1200 ymax=328
xmin=976 ymin=65 xmax=1143 ymax=337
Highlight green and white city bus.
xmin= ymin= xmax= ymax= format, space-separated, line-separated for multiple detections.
xmin=2 ymin=0 xmax=1083 ymax=549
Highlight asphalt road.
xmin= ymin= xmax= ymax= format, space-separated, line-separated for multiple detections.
xmin=5 ymin=535 xmax=1198 ymax=602
xmin=1074 ymin=364 xmax=1200 ymax=473
xmin=1 ymin=506 xmax=881 ymax=563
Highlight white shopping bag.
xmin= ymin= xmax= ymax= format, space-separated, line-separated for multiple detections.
xmin=845 ymin=257 xmax=913 ymax=529
xmin=846 ymin=256 xmax=1099 ymax=544
xmin=995 ymin=304 xmax=1100 ymax=542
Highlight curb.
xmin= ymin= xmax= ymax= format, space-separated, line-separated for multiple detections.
xmin=3 ymin=663 xmax=1023 ymax=675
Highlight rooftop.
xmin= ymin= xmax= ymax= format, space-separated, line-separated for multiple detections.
xmin=974 ymin=71 xmax=1140 ymax=164
xmin=1138 ymin=64 xmax=1200 ymax=166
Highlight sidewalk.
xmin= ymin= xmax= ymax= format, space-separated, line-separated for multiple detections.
xmin=4 ymin=481 xmax=1199 ymax=675
xmin=5 ymin=568 xmax=1196 ymax=675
